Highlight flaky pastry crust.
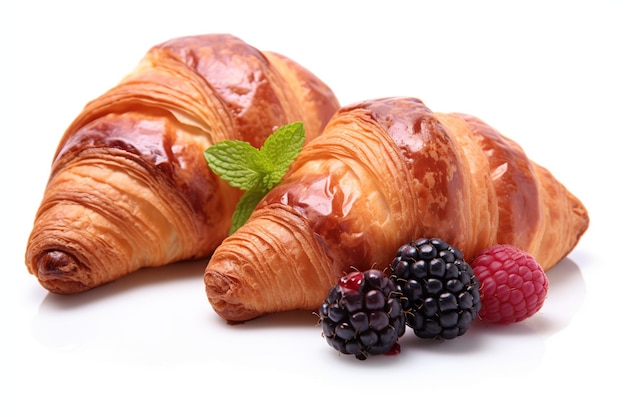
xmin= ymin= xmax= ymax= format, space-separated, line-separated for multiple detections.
xmin=204 ymin=97 xmax=589 ymax=322
xmin=25 ymin=34 xmax=340 ymax=294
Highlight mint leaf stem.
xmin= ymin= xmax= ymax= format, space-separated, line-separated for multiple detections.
xmin=204 ymin=122 xmax=306 ymax=234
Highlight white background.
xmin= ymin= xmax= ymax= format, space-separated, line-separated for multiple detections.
xmin=1 ymin=1 xmax=623 ymax=416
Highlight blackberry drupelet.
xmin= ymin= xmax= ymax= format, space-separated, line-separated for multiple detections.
xmin=319 ymin=269 xmax=406 ymax=360
xmin=390 ymin=238 xmax=481 ymax=340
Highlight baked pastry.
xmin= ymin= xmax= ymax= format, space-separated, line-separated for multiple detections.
xmin=25 ymin=33 xmax=340 ymax=294
xmin=204 ymin=96 xmax=589 ymax=322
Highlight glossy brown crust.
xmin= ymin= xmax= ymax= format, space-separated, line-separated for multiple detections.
xmin=25 ymin=34 xmax=340 ymax=294
xmin=204 ymin=97 xmax=589 ymax=322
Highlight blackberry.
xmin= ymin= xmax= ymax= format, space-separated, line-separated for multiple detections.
xmin=390 ymin=238 xmax=481 ymax=340
xmin=319 ymin=269 xmax=406 ymax=360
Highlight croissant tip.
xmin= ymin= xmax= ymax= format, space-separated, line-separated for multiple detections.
xmin=33 ymin=250 xmax=90 ymax=294
xmin=205 ymin=270 xmax=260 ymax=322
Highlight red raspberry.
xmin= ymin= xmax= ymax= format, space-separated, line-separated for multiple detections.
xmin=471 ymin=244 xmax=548 ymax=324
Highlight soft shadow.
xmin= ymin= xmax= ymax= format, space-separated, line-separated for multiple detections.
xmin=399 ymin=325 xmax=489 ymax=354
xmin=32 ymin=258 xmax=211 ymax=354
xmin=534 ymin=256 xmax=587 ymax=334
xmin=217 ymin=309 xmax=321 ymax=330
xmin=317 ymin=347 xmax=409 ymax=369
xmin=37 ymin=258 xmax=210 ymax=312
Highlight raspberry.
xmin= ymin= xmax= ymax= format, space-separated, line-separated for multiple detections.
xmin=390 ymin=238 xmax=481 ymax=340
xmin=319 ymin=269 xmax=406 ymax=360
xmin=471 ymin=244 xmax=549 ymax=324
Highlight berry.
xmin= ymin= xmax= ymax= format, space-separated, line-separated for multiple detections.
xmin=390 ymin=238 xmax=481 ymax=340
xmin=319 ymin=269 xmax=406 ymax=360
xmin=471 ymin=244 xmax=548 ymax=324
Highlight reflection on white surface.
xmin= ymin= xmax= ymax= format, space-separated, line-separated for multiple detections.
xmin=30 ymin=254 xmax=586 ymax=377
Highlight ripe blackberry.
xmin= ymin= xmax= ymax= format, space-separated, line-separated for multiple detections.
xmin=390 ymin=238 xmax=481 ymax=340
xmin=471 ymin=244 xmax=549 ymax=324
xmin=319 ymin=269 xmax=406 ymax=360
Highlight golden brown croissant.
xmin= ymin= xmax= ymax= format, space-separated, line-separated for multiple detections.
xmin=204 ymin=96 xmax=589 ymax=322
xmin=25 ymin=33 xmax=340 ymax=294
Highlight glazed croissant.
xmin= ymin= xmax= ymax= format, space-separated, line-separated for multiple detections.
xmin=204 ymin=96 xmax=589 ymax=322
xmin=25 ymin=33 xmax=339 ymax=294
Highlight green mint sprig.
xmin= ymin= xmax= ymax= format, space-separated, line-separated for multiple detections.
xmin=204 ymin=122 xmax=305 ymax=235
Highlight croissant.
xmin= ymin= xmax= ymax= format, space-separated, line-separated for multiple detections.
xmin=25 ymin=33 xmax=340 ymax=294
xmin=204 ymin=96 xmax=589 ymax=322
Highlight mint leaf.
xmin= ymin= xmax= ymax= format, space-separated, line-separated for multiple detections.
xmin=203 ymin=140 xmax=272 ymax=190
xmin=229 ymin=189 xmax=266 ymax=235
xmin=259 ymin=122 xmax=305 ymax=189
xmin=204 ymin=122 xmax=305 ymax=234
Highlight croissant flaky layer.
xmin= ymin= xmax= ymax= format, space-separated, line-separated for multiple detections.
xmin=204 ymin=97 xmax=589 ymax=322
xmin=25 ymin=34 xmax=340 ymax=294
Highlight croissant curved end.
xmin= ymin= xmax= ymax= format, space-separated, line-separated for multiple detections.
xmin=205 ymin=271 xmax=259 ymax=323
xmin=35 ymin=250 xmax=90 ymax=294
